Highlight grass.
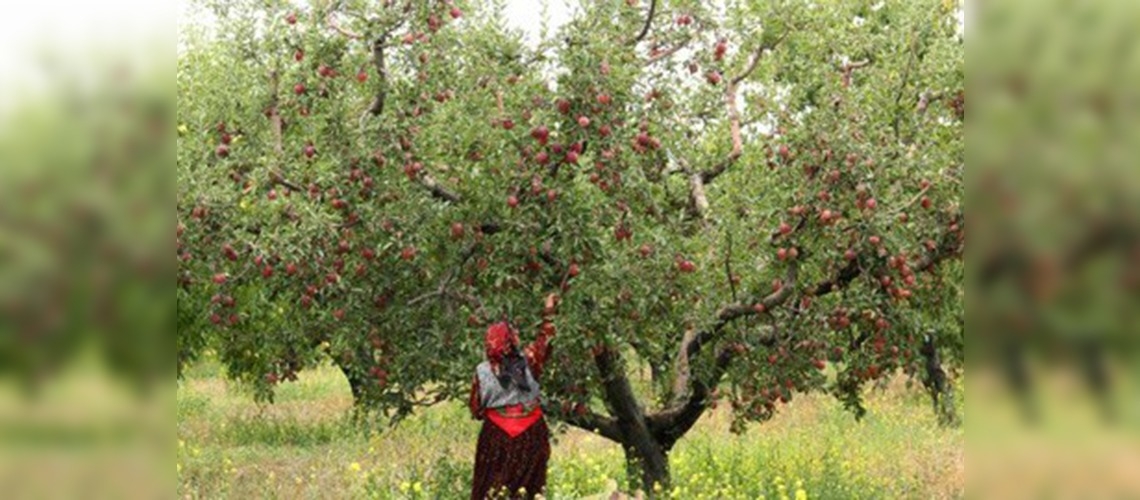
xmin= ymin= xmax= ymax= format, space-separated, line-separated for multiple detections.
xmin=177 ymin=359 xmax=963 ymax=499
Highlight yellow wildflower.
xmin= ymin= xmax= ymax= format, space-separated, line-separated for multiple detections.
xmin=350 ymin=462 xmax=361 ymax=472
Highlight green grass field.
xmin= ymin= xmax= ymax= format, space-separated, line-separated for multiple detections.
xmin=177 ymin=359 xmax=963 ymax=499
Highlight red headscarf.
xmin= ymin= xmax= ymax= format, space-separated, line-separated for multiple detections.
xmin=484 ymin=321 xmax=519 ymax=367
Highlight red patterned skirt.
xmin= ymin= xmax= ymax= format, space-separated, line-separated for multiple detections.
xmin=471 ymin=416 xmax=550 ymax=500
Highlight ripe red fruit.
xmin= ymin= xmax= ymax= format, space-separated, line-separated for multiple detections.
xmin=598 ymin=124 xmax=612 ymax=137
xmin=869 ymin=235 xmax=881 ymax=246
xmin=507 ymin=195 xmax=520 ymax=208
xmin=333 ymin=309 xmax=345 ymax=320
xmin=267 ymin=189 xmax=278 ymax=201
xmin=812 ymin=359 xmax=826 ymax=370
xmin=449 ymin=7 xmax=462 ymax=19
xmin=636 ymin=132 xmax=651 ymax=147
xmin=788 ymin=247 xmax=799 ymax=260
xmin=294 ymin=50 xmax=304 ymax=62
xmin=286 ymin=12 xmax=297 ymax=25
xmin=921 ymin=196 xmax=932 ymax=209
xmin=844 ymin=249 xmax=857 ymax=261
xmin=361 ymin=248 xmax=376 ymax=261
xmin=677 ymin=260 xmax=696 ymax=273
xmin=779 ymin=222 xmax=792 ymax=235
xmin=768 ymin=354 xmax=779 ymax=365
xmin=577 ymin=115 xmax=590 ymax=128
xmin=565 ymin=151 xmax=579 ymax=164
xmin=568 ymin=263 xmax=580 ymax=278
xmin=753 ymin=303 xmax=767 ymax=314
xmin=865 ymin=198 xmax=877 ymax=210
xmin=210 ymin=313 xmax=222 ymax=325
xmin=706 ymin=71 xmax=721 ymax=85
xmin=215 ymin=144 xmax=230 ymax=158
xmin=535 ymin=151 xmax=550 ymax=165
xmin=546 ymin=189 xmax=557 ymax=203
xmin=557 ymin=99 xmax=571 ymax=114
xmin=356 ymin=71 xmax=368 ymax=83
xmin=285 ymin=263 xmax=297 ymax=276
xmin=541 ymin=321 xmax=556 ymax=336
xmin=501 ymin=119 xmax=515 ymax=130
xmin=638 ymin=244 xmax=653 ymax=258
xmin=714 ymin=41 xmax=727 ymax=60
xmin=450 ymin=222 xmax=464 ymax=240
xmin=597 ymin=93 xmax=611 ymax=105
xmin=920 ymin=179 xmax=932 ymax=190
xmin=777 ymin=248 xmax=788 ymax=261
xmin=293 ymin=83 xmax=306 ymax=95
xmin=212 ymin=273 xmax=228 ymax=285
xmin=262 ymin=266 xmax=274 ymax=278
xmin=220 ymin=132 xmax=233 ymax=145
xmin=303 ymin=144 xmax=316 ymax=158
xmin=531 ymin=125 xmax=550 ymax=143
xmin=401 ymin=246 xmax=416 ymax=261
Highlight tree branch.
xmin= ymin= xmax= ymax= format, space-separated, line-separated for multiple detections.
xmin=645 ymin=36 xmax=693 ymax=64
xmin=327 ymin=12 xmax=363 ymax=39
xmin=418 ymin=172 xmax=462 ymax=203
xmin=551 ymin=401 xmax=623 ymax=442
xmin=730 ymin=29 xmax=789 ymax=85
xmin=631 ymin=0 xmax=657 ymax=45
xmin=367 ymin=35 xmax=388 ymax=116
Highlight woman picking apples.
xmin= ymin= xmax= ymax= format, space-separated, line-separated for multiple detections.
xmin=468 ymin=294 xmax=558 ymax=500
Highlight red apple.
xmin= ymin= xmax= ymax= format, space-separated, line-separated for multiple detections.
xmin=706 ymin=71 xmax=721 ymax=85
xmin=535 ymin=151 xmax=550 ymax=165
xmin=449 ymin=7 xmax=462 ymax=18
xmin=578 ymin=115 xmax=591 ymax=128
xmin=869 ymin=235 xmax=881 ymax=246
xmin=262 ymin=266 xmax=274 ymax=278
xmin=714 ymin=41 xmax=727 ymax=60
xmin=286 ymin=12 xmax=297 ymax=25
xmin=356 ymin=71 xmax=368 ymax=83
xmin=221 ymin=132 xmax=232 ymax=145
xmin=212 ymin=273 xmax=228 ymax=285
xmin=639 ymin=244 xmax=653 ymax=258
xmin=501 ymin=118 xmax=515 ymax=130
xmin=303 ymin=144 xmax=316 ymax=158
xmin=557 ymin=99 xmax=571 ymax=114
xmin=777 ymin=248 xmax=788 ymax=261
xmin=568 ymin=263 xmax=580 ymax=278
xmin=294 ymin=83 xmax=306 ymax=95
xmin=844 ymin=249 xmax=857 ymax=261
xmin=865 ymin=198 xmax=877 ymax=210
xmin=598 ymin=124 xmax=612 ymax=137
xmin=753 ymin=303 xmax=767 ymax=314
xmin=779 ymin=221 xmax=792 ymax=235
xmin=333 ymin=309 xmax=345 ymax=320
xmin=294 ymin=50 xmax=304 ymax=62
xmin=531 ymin=125 xmax=550 ymax=143
xmin=451 ymin=222 xmax=465 ymax=240
xmin=546 ymin=189 xmax=557 ymax=203
xmin=565 ymin=151 xmax=579 ymax=164
xmin=215 ymin=144 xmax=230 ymax=158
xmin=507 ymin=195 xmax=519 ymax=208
xmin=921 ymin=196 xmax=932 ymax=209
xmin=597 ymin=93 xmax=611 ymax=105
xmin=286 ymin=263 xmax=297 ymax=276
xmin=401 ymin=246 xmax=416 ymax=261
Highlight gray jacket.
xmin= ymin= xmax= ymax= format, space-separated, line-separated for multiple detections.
xmin=476 ymin=361 xmax=541 ymax=410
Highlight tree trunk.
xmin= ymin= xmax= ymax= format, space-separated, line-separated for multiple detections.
xmin=593 ymin=348 xmax=673 ymax=496
xmin=623 ymin=439 xmax=670 ymax=496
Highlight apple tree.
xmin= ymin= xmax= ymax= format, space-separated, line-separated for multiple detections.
xmin=177 ymin=0 xmax=963 ymax=492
